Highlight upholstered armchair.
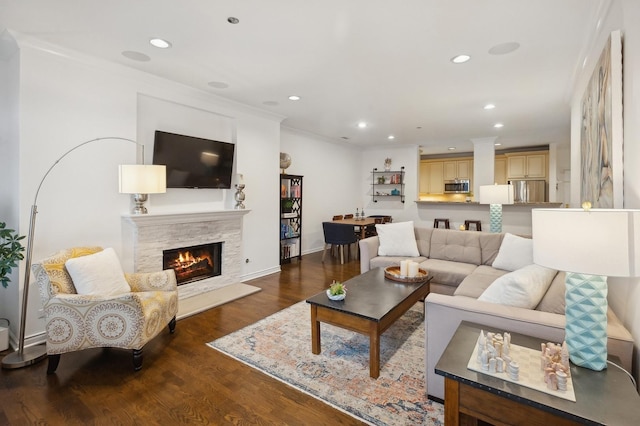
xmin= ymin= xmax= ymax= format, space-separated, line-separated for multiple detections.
xmin=34 ymin=247 xmax=178 ymax=374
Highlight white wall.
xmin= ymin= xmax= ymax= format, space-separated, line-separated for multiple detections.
xmin=280 ymin=128 xmax=362 ymax=253
xmin=569 ymin=0 xmax=640 ymax=385
xmin=8 ymin=34 xmax=283 ymax=346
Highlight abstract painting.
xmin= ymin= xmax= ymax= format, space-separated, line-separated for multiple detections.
xmin=580 ymin=30 xmax=623 ymax=208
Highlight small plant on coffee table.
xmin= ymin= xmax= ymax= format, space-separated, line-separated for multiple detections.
xmin=329 ymin=280 xmax=346 ymax=296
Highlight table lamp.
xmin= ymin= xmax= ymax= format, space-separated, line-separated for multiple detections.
xmin=479 ymin=184 xmax=514 ymax=233
xmin=119 ymin=165 xmax=166 ymax=214
xmin=532 ymin=208 xmax=640 ymax=371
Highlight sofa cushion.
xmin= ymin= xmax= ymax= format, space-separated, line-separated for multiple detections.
xmin=420 ymin=258 xmax=478 ymax=287
xmin=414 ymin=227 xmax=433 ymax=258
xmin=376 ymin=221 xmax=420 ymax=257
xmin=454 ymin=265 xmax=509 ymax=298
xmin=64 ymin=248 xmax=131 ymax=297
xmin=478 ymin=264 xmax=557 ymax=309
xmin=429 ymin=229 xmax=482 ymax=265
xmin=535 ymin=271 xmax=566 ymax=314
xmin=478 ymin=233 xmax=505 ymax=265
xmin=370 ymin=255 xmax=428 ymax=271
xmin=491 ymin=233 xmax=533 ymax=271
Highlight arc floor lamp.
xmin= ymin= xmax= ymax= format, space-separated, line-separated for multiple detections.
xmin=2 ymin=137 xmax=165 ymax=369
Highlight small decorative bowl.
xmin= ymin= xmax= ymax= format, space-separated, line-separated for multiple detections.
xmin=326 ymin=289 xmax=346 ymax=301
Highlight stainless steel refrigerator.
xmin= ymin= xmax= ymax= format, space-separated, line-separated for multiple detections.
xmin=508 ymin=180 xmax=547 ymax=203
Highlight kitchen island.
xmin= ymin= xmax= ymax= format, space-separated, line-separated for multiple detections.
xmin=414 ymin=201 xmax=563 ymax=235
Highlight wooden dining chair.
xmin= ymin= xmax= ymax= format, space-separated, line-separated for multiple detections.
xmin=332 ymin=215 xmax=344 ymax=221
xmin=343 ymin=214 xmax=354 ymax=219
xmin=364 ymin=217 xmax=384 ymax=238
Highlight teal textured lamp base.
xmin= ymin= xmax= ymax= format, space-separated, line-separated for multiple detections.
xmin=489 ymin=204 xmax=503 ymax=233
xmin=565 ymin=272 xmax=608 ymax=371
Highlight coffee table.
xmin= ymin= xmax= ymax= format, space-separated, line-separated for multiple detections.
xmin=435 ymin=321 xmax=640 ymax=425
xmin=306 ymin=267 xmax=431 ymax=378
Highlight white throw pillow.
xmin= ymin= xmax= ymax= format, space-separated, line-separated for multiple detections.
xmin=65 ymin=248 xmax=131 ymax=296
xmin=376 ymin=221 xmax=420 ymax=257
xmin=478 ymin=264 xmax=557 ymax=309
xmin=492 ymin=233 xmax=534 ymax=272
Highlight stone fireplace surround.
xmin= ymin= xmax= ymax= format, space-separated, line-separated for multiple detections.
xmin=121 ymin=210 xmax=250 ymax=304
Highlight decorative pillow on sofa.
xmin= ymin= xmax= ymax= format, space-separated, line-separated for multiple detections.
xmin=491 ymin=233 xmax=533 ymax=271
xmin=478 ymin=264 xmax=557 ymax=309
xmin=376 ymin=221 xmax=420 ymax=257
xmin=65 ymin=248 xmax=131 ymax=296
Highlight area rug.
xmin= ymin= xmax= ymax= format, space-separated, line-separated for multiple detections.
xmin=177 ymin=283 xmax=261 ymax=319
xmin=207 ymin=301 xmax=444 ymax=425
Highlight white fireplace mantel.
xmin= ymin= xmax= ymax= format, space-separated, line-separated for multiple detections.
xmin=121 ymin=209 xmax=250 ymax=302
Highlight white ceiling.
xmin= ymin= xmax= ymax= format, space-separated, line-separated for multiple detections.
xmin=0 ymin=0 xmax=602 ymax=154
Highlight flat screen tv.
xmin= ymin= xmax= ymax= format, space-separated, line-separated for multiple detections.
xmin=152 ymin=130 xmax=235 ymax=189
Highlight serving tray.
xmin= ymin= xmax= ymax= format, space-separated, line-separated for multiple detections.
xmin=384 ymin=265 xmax=429 ymax=283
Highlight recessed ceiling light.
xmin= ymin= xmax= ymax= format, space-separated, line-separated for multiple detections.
xmin=416 ymin=126 xmax=422 ymax=130
xmin=451 ymin=54 xmax=471 ymax=64
xmin=288 ymin=95 xmax=301 ymax=101
xmin=208 ymin=81 xmax=229 ymax=89
xmin=149 ymin=38 xmax=171 ymax=49
xmin=388 ymin=135 xmax=395 ymax=140
xmin=357 ymin=122 xmax=367 ymax=129
xmin=484 ymin=104 xmax=496 ymax=110
xmin=341 ymin=136 xmax=350 ymax=140
xmin=488 ymin=42 xmax=520 ymax=55
xmin=448 ymin=147 xmax=456 ymax=151
xmin=494 ymin=143 xmax=502 ymax=146
xmin=494 ymin=123 xmax=504 ymax=128
xmin=227 ymin=17 xmax=239 ymax=24
xmin=121 ymin=51 xmax=150 ymax=62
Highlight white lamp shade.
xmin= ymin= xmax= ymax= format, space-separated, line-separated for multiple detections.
xmin=479 ymin=184 xmax=514 ymax=205
xmin=532 ymin=208 xmax=640 ymax=277
xmin=118 ymin=165 xmax=166 ymax=194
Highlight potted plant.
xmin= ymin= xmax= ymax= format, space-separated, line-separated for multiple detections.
xmin=327 ymin=280 xmax=346 ymax=300
xmin=0 ymin=222 xmax=25 ymax=288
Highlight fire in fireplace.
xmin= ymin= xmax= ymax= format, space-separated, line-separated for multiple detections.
xmin=163 ymin=242 xmax=222 ymax=285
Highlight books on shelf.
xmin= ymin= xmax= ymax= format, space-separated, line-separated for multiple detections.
xmin=281 ymin=181 xmax=301 ymax=198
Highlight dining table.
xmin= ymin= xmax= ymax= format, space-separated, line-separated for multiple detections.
xmin=332 ymin=217 xmax=376 ymax=239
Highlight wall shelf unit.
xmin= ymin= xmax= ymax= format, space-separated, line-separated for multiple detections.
xmin=280 ymin=174 xmax=303 ymax=264
xmin=371 ymin=166 xmax=405 ymax=203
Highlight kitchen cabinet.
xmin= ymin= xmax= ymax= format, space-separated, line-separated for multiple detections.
xmin=420 ymin=161 xmax=444 ymax=194
xmin=506 ymin=152 xmax=547 ymax=179
xmin=494 ymin=156 xmax=507 ymax=184
xmin=444 ymin=159 xmax=472 ymax=181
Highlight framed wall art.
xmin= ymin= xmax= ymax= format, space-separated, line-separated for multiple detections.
xmin=580 ymin=30 xmax=623 ymax=208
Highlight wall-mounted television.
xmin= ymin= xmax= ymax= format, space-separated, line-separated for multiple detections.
xmin=152 ymin=130 xmax=235 ymax=189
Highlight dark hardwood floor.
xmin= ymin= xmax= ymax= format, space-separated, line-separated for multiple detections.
xmin=0 ymin=251 xmax=366 ymax=425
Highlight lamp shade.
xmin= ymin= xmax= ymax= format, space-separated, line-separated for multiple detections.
xmin=532 ymin=208 xmax=640 ymax=277
xmin=118 ymin=165 xmax=166 ymax=194
xmin=479 ymin=184 xmax=514 ymax=205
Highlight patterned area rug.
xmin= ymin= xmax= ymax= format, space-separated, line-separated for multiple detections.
xmin=208 ymin=301 xmax=444 ymax=425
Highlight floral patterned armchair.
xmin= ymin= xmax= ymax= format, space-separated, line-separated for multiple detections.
xmin=34 ymin=247 xmax=178 ymax=374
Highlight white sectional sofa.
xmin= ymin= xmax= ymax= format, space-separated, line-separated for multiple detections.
xmin=358 ymin=224 xmax=634 ymax=401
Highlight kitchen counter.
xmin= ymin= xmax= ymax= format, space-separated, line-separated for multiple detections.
xmin=415 ymin=201 xmax=563 ymax=207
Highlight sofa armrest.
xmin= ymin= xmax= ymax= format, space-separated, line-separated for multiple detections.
xmin=126 ymin=269 xmax=177 ymax=292
xmin=424 ymin=293 xmax=634 ymax=401
xmin=359 ymin=236 xmax=380 ymax=273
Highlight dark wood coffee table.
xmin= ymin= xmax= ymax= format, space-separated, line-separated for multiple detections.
xmin=306 ymin=267 xmax=431 ymax=378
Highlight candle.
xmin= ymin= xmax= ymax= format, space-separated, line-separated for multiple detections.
xmin=408 ymin=261 xmax=419 ymax=278
xmin=400 ymin=260 xmax=408 ymax=276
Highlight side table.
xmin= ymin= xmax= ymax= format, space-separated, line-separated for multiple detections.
xmin=435 ymin=321 xmax=640 ymax=425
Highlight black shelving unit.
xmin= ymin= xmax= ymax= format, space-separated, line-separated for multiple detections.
xmin=371 ymin=166 xmax=405 ymax=203
xmin=280 ymin=174 xmax=303 ymax=264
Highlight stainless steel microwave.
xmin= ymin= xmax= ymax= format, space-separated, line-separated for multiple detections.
xmin=444 ymin=179 xmax=470 ymax=193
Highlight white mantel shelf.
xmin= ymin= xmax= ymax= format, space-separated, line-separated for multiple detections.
xmin=121 ymin=209 xmax=251 ymax=226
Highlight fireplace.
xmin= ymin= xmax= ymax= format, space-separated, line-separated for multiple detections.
xmin=163 ymin=242 xmax=222 ymax=286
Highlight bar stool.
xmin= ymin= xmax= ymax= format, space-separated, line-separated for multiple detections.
xmin=464 ymin=220 xmax=482 ymax=231
xmin=434 ymin=218 xmax=450 ymax=229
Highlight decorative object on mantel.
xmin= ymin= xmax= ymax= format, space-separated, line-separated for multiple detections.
xmin=327 ymin=280 xmax=346 ymax=301
xmin=234 ymin=173 xmax=246 ymax=209
xmin=280 ymin=152 xmax=292 ymax=173
xmin=2 ymin=137 xmax=164 ymax=370
xmin=532 ymin=208 xmax=640 ymax=371
xmin=384 ymin=157 xmax=392 ymax=171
